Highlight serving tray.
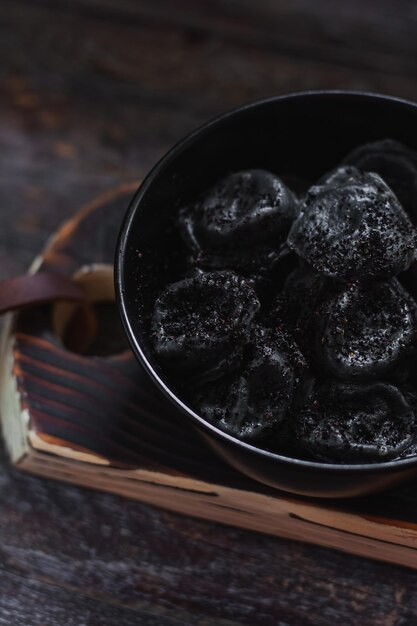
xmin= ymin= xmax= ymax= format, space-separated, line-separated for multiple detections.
xmin=2 ymin=184 xmax=417 ymax=570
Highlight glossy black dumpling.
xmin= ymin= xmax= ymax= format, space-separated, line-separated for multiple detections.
xmin=179 ymin=169 xmax=298 ymax=274
xmin=151 ymin=270 xmax=260 ymax=379
xmin=180 ymin=169 xmax=296 ymax=247
xmin=343 ymin=138 xmax=417 ymax=223
xmin=196 ymin=325 xmax=311 ymax=441
xmin=293 ymin=381 xmax=416 ymax=463
xmin=287 ymin=167 xmax=416 ymax=281
xmin=314 ymin=279 xmax=417 ymax=380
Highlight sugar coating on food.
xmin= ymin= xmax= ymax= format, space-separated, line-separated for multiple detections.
xmin=314 ymin=279 xmax=417 ymax=379
xmin=195 ymin=325 xmax=311 ymax=440
xmin=152 ymin=270 xmax=260 ymax=381
xmin=287 ymin=168 xmax=416 ymax=281
xmin=149 ymin=144 xmax=417 ymax=464
xmin=343 ymin=139 xmax=417 ymax=223
xmin=293 ymin=382 xmax=416 ymax=462
xmin=179 ymin=169 xmax=297 ymax=274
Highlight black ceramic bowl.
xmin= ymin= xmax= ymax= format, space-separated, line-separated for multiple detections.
xmin=116 ymin=90 xmax=417 ymax=498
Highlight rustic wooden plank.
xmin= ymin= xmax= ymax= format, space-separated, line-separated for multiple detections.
xmin=8 ymin=0 xmax=417 ymax=77
xmin=0 ymin=0 xmax=416 ymax=286
xmin=1 ymin=444 xmax=417 ymax=626
xmin=2 ymin=0 xmax=417 ymax=110
xmin=17 ymin=450 xmax=417 ymax=572
xmin=0 ymin=569 xmax=240 ymax=626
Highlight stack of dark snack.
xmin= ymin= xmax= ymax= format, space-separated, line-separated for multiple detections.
xmin=151 ymin=140 xmax=417 ymax=463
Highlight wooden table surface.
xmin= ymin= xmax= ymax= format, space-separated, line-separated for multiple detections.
xmin=2 ymin=1 xmax=417 ymax=624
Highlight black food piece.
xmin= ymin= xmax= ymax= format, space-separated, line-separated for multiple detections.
xmin=151 ymin=270 xmax=260 ymax=379
xmin=180 ymin=169 xmax=296 ymax=247
xmin=343 ymin=138 xmax=417 ymax=223
xmin=195 ymin=325 xmax=311 ymax=441
xmin=293 ymin=381 xmax=416 ymax=463
xmin=287 ymin=167 xmax=416 ymax=281
xmin=314 ymin=279 xmax=417 ymax=380
xmin=179 ymin=169 xmax=298 ymax=274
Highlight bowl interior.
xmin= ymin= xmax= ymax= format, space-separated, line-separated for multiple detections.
xmin=117 ymin=91 xmax=417 ymax=469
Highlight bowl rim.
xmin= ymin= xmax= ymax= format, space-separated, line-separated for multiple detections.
xmin=115 ymin=89 xmax=417 ymax=474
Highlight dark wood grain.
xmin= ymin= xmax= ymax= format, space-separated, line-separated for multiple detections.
xmin=0 ymin=438 xmax=417 ymax=626
xmin=1 ymin=0 xmax=417 ymax=281
xmin=3 ymin=442 xmax=417 ymax=626
xmin=2 ymin=0 xmax=417 ymax=624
